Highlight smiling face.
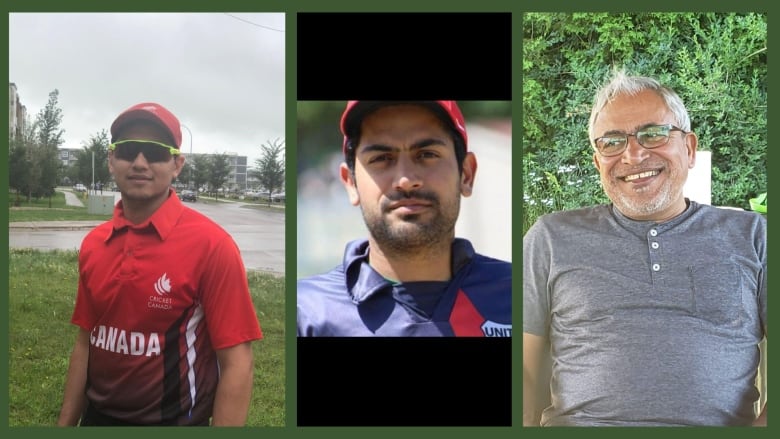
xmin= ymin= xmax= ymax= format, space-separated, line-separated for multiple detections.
xmin=109 ymin=120 xmax=185 ymax=218
xmin=339 ymin=104 xmax=476 ymax=255
xmin=592 ymin=89 xmax=697 ymax=222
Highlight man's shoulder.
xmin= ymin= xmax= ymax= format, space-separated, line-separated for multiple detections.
xmin=527 ymin=204 xmax=611 ymax=234
xmin=175 ymin=206 xmax=233 ymax=238
xmin=297 ymin=265 xmax=354 ymax=335
xmin=297 ymin=265 xmax=347 ymax=296
xmin=461 ymin=252 xmax=512 ymax=292
xmin=540 ymin=204 xmax=610 ymax=221
xmin=298 ymin=239 xmax=370 ymax=299
xmin=696 ymin=203 xmax=766 ymax=223
xmin=81 ymin=220 xmax=113 ymax=246
xmin=471 ymin=252 xmax=512 ymax=274
xmin=178 ymin=205 xmax=223 ymax=227
xmin=688 ymin=203 xmax=767 ymax=240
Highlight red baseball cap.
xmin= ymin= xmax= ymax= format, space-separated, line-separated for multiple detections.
xmin=110 ymin=102 xmax=182 ymax=148
xmin=339 ymin=101 xmax=468 ymax=154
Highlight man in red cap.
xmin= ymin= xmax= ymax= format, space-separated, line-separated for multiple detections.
xmin=57 ymin=102 xmax=263 ymax=426
xmin=297 ymin=101 xmax=511 ymax=336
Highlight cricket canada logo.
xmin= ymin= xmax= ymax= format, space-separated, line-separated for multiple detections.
xmin=481 ymin=320 xmax=512 ymax=337
xmin=154 ymin=273 xmax=172 ymax=295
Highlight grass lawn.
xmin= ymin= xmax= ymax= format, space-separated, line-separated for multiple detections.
xmin=8 ymin=190 xmax=111 ymax=222
xmin=8 ymin=248 xmax=285 ymax=427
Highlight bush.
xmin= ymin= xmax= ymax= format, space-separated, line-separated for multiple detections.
xmin=523 ymin=12 xmax=767 ymax=235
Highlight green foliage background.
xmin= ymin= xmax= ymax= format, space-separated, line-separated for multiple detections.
xmin=523 ymin=12 xmax=767 ymax=235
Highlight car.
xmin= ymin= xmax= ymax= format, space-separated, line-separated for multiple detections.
xmin=244 ymin=190 xmax=261 ymax=200
xmin=73 ymin=183 xmax=87 ymax=193
xmin=180 ymin=189 xmax=197 ymax=202
xmin=271 ymin=192 xmax=285 ymax=202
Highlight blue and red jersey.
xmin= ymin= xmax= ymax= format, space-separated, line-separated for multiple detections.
xmin=297 ymin=238 xmax=512 ymax=336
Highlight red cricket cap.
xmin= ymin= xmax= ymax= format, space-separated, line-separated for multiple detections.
xmin=339 ymin=101 xmax=468 ymax=155
xmin=110 ymin=102 xmax=182 ymax=148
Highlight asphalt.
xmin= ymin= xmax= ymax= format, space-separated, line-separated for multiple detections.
xmin=8 ymin=220 xmax=104 ymax=231
xmin=8 ymin=189 xmax=283 ymax=231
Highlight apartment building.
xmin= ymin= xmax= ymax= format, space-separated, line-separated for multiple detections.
xmin=188 ymin=152 xmax=248 ymax=190
xmin=9 ymin=82 xmax=27 ymax=141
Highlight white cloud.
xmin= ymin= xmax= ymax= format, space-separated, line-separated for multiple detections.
xmin=9 ymin=12 xmax=285 ymax=165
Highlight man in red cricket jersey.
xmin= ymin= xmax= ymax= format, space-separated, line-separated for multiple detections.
xmin=57 ymin=102 xmax=262 ymax=426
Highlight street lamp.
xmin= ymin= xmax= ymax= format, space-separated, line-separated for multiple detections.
xmin=181 ymin=123 xmax=193 ymax=189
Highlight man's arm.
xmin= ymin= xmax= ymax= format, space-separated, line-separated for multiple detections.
xmin=753 ymin=403 xmax=767 ymax=426
xmin=523 ymin=332 xmax=552 ymax=427
xmin=57 ymin=329 xmax=90 ymax=426
xmin=753 ymin=326 xmax=767 ymax=427
xmin=211 ymin=341 xmax=255 ymax=426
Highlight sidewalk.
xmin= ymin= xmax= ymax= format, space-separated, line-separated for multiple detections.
xmin=59 ymin=188 xmax=85 ymax=207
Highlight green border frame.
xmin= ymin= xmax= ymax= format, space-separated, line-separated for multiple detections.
xmin=3 ymin=0 xmax=774 ymax=438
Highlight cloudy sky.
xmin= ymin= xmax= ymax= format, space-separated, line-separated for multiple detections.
xmin=9 ymin=13 xmax=285 ymax=165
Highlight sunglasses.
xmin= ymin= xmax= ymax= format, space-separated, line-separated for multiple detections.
xmin=109 ymin=139 xmax=181 ymax=163
xmin=593 ymin=124 xmax=688 ymax=157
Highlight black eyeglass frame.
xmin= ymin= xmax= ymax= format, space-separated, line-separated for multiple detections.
xmin=592 ymin=123 xmax=689 ymax=157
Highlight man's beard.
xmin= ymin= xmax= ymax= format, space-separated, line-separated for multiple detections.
xmin=603 ymin=160 xmax=684 ymax=219
xmin=360 ymin=188 xmax=460 ymax=255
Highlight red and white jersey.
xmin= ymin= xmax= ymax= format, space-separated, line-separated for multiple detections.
xmin=73 ymin=190 xmax=262 ymax=425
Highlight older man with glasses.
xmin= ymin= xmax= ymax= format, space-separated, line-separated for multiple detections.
xmin=57 ymin=103 xmax=262 ymax=426
xmin=523 ymin=71 xmax=767 ymax=426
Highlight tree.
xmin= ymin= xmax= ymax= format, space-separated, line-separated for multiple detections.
xmin=73 ymin=130 xmax=111 ymax=189
xmin=207 ymin=153 xmax=232 ymax=201
xmin=523 ymin=12 xmax=767 ymax=235
xmin=190 ymin=154 xmax=210 ymax=194
xmin=34 ymin=89 xmax=66 ymax=205
xmin=8 ymin=114 xmax=38 ymax=204
xmin=252 ymin=138 xmax=285 ymax=206
xmin=178 ymin=161 xmax=193 ymax=189
xmin=8 ymin=137 xmax=31 ymax=206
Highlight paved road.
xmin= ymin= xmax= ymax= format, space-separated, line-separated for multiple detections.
xmin=9 ymin=191 xmax=285 ymax=275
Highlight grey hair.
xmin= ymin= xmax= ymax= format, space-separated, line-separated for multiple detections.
xmin=588 ymin=70 xmax=691 ymax=145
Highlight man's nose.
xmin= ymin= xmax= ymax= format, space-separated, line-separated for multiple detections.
xmin=394 ymin=156 xmax=423 ymax=192
xmin=621 ymin=136 xmax=650 ymax=165
xmin=130 ymin=152 xmax=151 ymax=168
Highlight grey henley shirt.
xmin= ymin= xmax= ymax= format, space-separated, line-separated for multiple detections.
xmin=523 ymin=201 xmax=767 ymax=426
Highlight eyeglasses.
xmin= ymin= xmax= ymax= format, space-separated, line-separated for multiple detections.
xmin=109 ymin=139 xmax=181 ymax=163
xmin=593 ymin=124 xmax=688 ymax=157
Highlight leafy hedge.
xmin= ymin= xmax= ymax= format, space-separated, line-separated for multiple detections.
xmin=523 ymin=12 xmax=767 ymax=235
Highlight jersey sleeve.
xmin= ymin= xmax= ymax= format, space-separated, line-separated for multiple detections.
xmin=523 ymin=217 xmax=552 ymax=337
xmin=199 ymin=236 xmax=263 ymax=349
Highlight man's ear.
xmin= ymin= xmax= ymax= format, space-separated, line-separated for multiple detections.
xmin=340 ymin=162 xmax=360 ymax=206
xmin=108 ymin=151 xmax=116 ymax=176
xmin=460 ymin=152 xmax=477 ymax=197
xmin=685 ymin=132 xmax=698 ymax=169
xmin=172 ymin=155 xmax=186 ymax=179
xmin=593 ymin=152 xmax=602 ymax=172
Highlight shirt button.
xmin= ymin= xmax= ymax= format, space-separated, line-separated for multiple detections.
xmin=652 ymin=263 xmax=661 ymax=271
xmin=651 ymin=242 xmax=659 ymax=249
xmin=650 ymin=229 xmax=658 ymax=237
